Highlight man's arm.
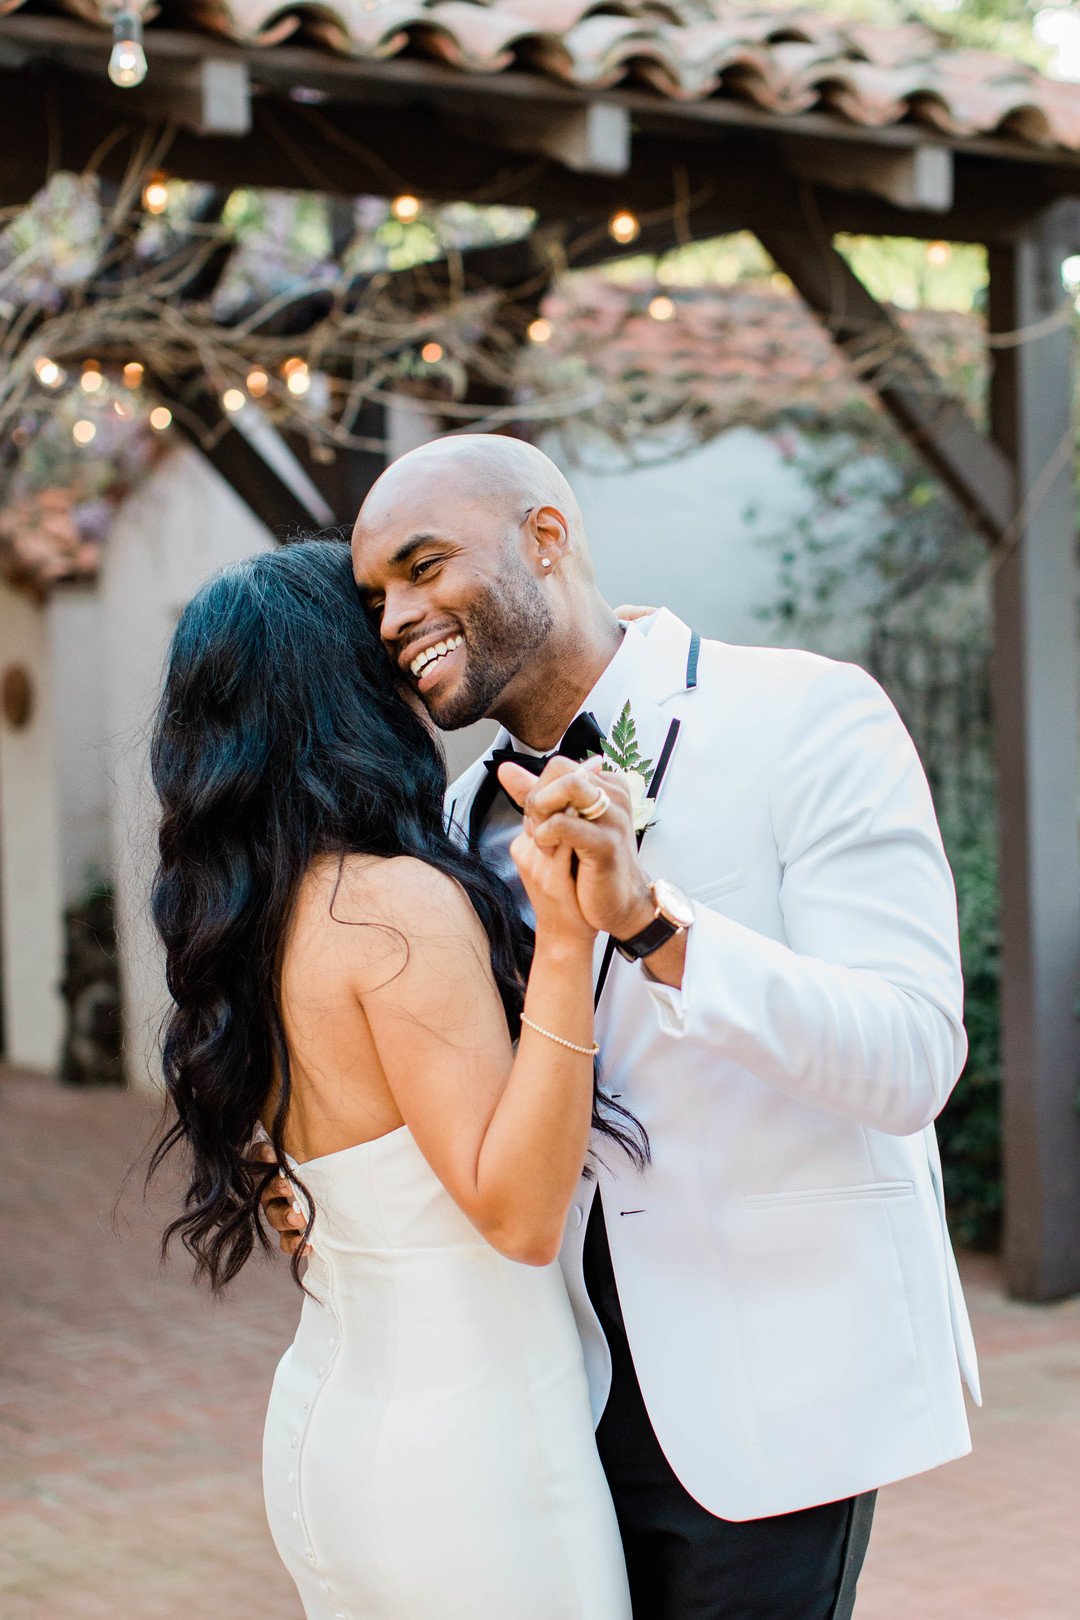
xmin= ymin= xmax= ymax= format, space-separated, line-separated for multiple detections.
xmin=506 ymin=661 xmax=966 ymax=1137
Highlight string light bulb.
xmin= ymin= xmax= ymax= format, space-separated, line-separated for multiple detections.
xmin=123 ymin=362 xmax=144 ymax=388
xmin=926 ymin=240 xmax=951 ymax=267
xmin=391 ymin=194 xmax=421 ymax=223
xmin=246 ymin=368 xmax=269 ymax=398
xmin=108 ymin=11 xmax=148 ymax=88
xmin=113 ymin=399 xmax=134 ymax=419
xmin=609 ymin=210 xmax=640 ymax=245
xmin=648 ymin=294 xmax=675 ymax=321
xmin=527 ymin=318 xmax=552 ymax=344
xmin=420 ymin=342 xmax=443 ymax=363
xmin=34 ymin=357 xmax=63 ymax=387
xmin=142 ymin=173 xmax=169 ymax=215
xmin=222 ymin=388 xmax=246 ymax=413
xmin=80 ymin=363 xmax=104 ymax=393
xmin=149 ymin=406 xmax=172 ymax=431
xmin=72 ymin=419 xmax=97 ymax=446
xmin=285 ymin=361 xmax=311 ymax=397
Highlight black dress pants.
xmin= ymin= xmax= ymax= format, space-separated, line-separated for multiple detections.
xmin=583 ymin=1200 xmax=876 ymax=1620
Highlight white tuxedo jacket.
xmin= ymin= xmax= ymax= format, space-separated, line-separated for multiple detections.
xmin=448 ymin=609 xmax=979 ymax=1521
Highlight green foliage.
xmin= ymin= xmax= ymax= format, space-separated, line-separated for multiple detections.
xmin=751 ymin=426 xmax=986 ymax=636
xmin=937 ymin=815 xmax=1003 ymax=1249
xmin=783 ymin=0 xmax=1047 ymax=64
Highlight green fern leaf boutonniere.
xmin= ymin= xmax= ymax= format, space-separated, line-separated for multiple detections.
xmin=593 ymin=701 xmax=655 ymax=833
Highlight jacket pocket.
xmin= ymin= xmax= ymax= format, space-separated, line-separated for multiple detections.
xmin=745 ymin=1179 xmax=915 ymax=1209
xmin=689 ymin=869 xmax=746 ymax=905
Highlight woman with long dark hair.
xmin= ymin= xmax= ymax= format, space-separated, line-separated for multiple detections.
xmin=149 ymin=540 xmax=633 ymax=1619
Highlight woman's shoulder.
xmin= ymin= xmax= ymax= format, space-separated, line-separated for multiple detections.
xmin=306 ymin=852 xmax=481 ymax=938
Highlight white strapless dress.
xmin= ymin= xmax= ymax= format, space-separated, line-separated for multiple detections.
xmin=262 ymin=1126 xmax=632 ymax=1620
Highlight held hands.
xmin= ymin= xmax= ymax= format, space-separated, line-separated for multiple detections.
xmin=497 ymin=756 xmax=655 ymax=943
xmin=504 ymin=780 xmax=597 ymax=943
xmin=251 ymin=1137 xmax=310 ymax=1259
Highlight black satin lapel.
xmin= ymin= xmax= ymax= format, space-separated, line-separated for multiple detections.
xmin=593 ymin=715 xmax=682 ymax=1009
xmin=467 ymin=768 xmax=503 ymax=850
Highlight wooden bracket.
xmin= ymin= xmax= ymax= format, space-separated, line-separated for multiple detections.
xmin=754 ymin=206 xmax=1015 ymax=543
xmin=141 ymin=59 xmax=252 ymax=137
xmin=495 ymin=101 xmax=631 ymax=175
xmin=785 ymin=141 xmax=954 ymax=212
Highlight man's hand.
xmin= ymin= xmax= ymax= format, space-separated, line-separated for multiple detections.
xmin=497 ymin=756 xmax=655 ymax=942
xmin=251 ymin=1139 xmax=310 ymax=1259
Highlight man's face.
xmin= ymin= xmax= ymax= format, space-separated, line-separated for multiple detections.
xmin=352 ymin=484 xmax=554 ymax=730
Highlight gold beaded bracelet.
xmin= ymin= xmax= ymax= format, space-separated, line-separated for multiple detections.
xmin=520 ymin=1015 xmax=600 ymax=1057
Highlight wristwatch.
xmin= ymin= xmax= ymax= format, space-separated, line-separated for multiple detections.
xmin=614 ymin=878 xmax=695 ymax=962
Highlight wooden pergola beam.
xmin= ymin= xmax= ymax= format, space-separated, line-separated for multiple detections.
xmin=987 ymin=228 xmax=1080 ymax=1301
xmin=752 ymin=208 xmax=1016 ymax=544
xmin=2 ymin=57 xmax=1079 ymax=256
xmin=4 ymin=12 xmax=1080 ymax=185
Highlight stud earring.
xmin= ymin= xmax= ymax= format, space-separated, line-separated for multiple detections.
xmin=540 ymin=557 xmax=552 ymax=569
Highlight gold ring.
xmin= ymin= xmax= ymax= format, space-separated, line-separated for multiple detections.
xmin=578 ymin=786 xmax=612 ymax=822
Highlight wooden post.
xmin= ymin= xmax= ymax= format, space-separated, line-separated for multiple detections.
xmin=988 ymin=230 xmax=1080 ymax=1300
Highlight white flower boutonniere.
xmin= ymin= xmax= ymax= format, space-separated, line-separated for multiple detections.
xmin=593 ymin=701 xmax=655 ymax=834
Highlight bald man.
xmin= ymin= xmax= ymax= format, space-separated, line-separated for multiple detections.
xmin=268 ymin=435 xmax=979 ymax=1620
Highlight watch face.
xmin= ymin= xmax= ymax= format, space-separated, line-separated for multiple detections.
xmin=652 ymin=878 xmax=695 ymax=929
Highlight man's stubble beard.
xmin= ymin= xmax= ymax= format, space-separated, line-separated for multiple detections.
xmin=426 ymin=565 xmax=554 ymax=731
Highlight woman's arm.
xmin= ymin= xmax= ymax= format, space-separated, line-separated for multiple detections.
xmin=342 ymin=837 xmax=597 ymax=1266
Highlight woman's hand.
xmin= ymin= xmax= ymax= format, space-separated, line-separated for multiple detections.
xmin=510 ymin=827 xmax=596 ymax=942
xmin=614 ymin=603 xmax=657 ymax=623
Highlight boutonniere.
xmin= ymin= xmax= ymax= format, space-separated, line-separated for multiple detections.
xmin=593 ymin=701 xmax=655 ymax=834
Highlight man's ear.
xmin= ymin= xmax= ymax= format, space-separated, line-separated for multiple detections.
xmin=527 ymin=504 xmax=571 ymax=574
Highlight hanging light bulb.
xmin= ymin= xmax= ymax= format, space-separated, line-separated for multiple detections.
xmin=391 ymin=194 xmax=421 ymax=223
xmin=926 ymin=240 xmax=952 ymax=268
xmin=246 ymin=368 xmax=269 ymax=398
xmin=648 ymin=294 xmax=675 ymax=322
xmin=608 ymin=210 xmax=640 ymax=245
xmin=149 ymin=406 xmax=172 ymax=431
xmin=527 ymin=318 xmax=552 ymax=344
xmin=123 ymin=362 xmax=144 ymax=388
xmin=286 ymin=369 xmax=311 ymax=398
xmin=80 ymin=363 xmax=104 ymax=394
xmin=34 ymin=357 xmax=63 ymax=387
xmin=142 ymin=173 xmax=170 ymax=215
xmin=222 ymin=388 xmax=246 ymax=414
xmin=73 ymin=419 xmax=97 ymax=446
xmin=420 ymin=342 xmax=444 ymax=363
xmin=108 ymin=11 xmax=148 ymax=88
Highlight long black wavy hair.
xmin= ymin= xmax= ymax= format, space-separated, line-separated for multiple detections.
xmin=149 ymin=539 xmax=645 ymax=1292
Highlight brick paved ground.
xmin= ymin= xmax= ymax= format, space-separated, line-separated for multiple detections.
xmin=3 ymin=1067 xmax=1078 ymax=1619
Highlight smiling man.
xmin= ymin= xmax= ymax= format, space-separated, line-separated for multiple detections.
xmin=269 ymin=433 xmax=980 ymax=1620
xmin=352 ymin=433 xmax=621 ymax=743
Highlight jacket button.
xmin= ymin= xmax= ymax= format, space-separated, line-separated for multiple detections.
xmin=568 ymin=1206 xmax=583 ymax=1230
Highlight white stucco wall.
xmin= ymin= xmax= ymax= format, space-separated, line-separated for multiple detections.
xmin=49 ymin=587 xmax=111 ymax=903
xmin=101 ymin=445 xmax=275 ymax=1088
xmin=0 ymin=582 xmax=65 ymax=1071
xmin=545 ymin=426 xmax=807 ymax=648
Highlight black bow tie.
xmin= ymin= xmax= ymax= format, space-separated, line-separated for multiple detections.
xmin=468 ymin=711 xmax=606 ymax=846
xmin=484 ymin=711 xmax=606 ymax=784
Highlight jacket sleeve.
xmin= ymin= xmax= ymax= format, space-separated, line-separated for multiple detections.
xmin=644 ymin=660 xmax=967 ymax=1135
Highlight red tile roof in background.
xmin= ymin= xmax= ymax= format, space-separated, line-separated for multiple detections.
xmin=3 ymin=1 xmax=1079 ymax=154
xmin=542 ymin=274 xmax=984 ymax=440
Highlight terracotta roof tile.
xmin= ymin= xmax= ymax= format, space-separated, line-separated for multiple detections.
xmin=538 ymin=274 xmax=984 ymax=441
xmin=7 ymin=1 xmax=1080 ymax=154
